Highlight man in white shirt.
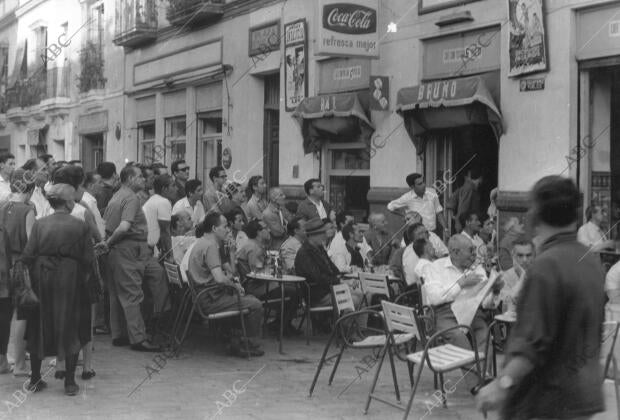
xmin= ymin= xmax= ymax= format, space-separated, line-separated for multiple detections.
xmin=143 ymin=175 xmax=176 ymax=258
xmin=403 ymin=223 xmax=427 ymax=286
xmin=172 ymin=179 xmax=206 ymax=228
xmin=171 ymin=211 xmax=196 ymax=267
xmin=387 ymin=173 xmax=449 ymax=240
xmin=0 ymin=153 xmax=15 ymax=205
xmin=423 ymin=234 xmax=489 ymax=394
xmin=495 ymin=238 xmax=534 ymax=314
xmin=328 ymin=211 xmax=372 ymax=266
xmin=82 ymin=174 xmax=106 ymax=239
xmin=460 ymin=212 xmax=487 ymax=266
xmin=577 ymin=205 xmax=614 ymax=251
xmin=330 ymin=223 xmax=366 ymax=273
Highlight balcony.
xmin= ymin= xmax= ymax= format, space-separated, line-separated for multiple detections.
xmin=113 ymin=0 xmax=158 ymax=48
xmin=166 ymin=0 xmax=224 ymax=28
xmin=78 ymin=41 xmax=106 ymax=93
xmin=5 ymin=66 xmax=71 ymax=110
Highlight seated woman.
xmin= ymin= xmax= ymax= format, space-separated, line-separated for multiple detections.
xmin=236 ymin=220 xmax=300 ymax=336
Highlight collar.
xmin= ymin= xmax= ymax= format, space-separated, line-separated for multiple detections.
xmin=539 ymin=231 xmax=577 ymax=253
xmin=440 ymin=256 xmax=464 ymax=272
xmin=308 ymin=196 xmax=323 ymax=207
xmin=411 ymin=188 xmax=427 ymax=199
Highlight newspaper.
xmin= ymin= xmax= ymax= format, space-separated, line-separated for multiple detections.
xmin=451 ymin=269 xmax=500 ymax=326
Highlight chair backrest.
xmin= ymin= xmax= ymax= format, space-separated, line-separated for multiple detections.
xmin=359 ymin=272 xmax=391 ymax=299
xmin=601 ymin=321 xmax=620 ymax=378
xmin=164 ymin=262 xmax=183 ymax=288
xmin=381 ymin=301 xmax=420 ymax=339
xmin=332 ymin=284 xmax=355 ymax=313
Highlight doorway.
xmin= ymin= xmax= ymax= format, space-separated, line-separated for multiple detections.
xmin=82 ymin=132 xmax=104 ymax=172
xmin=263 ymin=73 xmax=280 ymax=188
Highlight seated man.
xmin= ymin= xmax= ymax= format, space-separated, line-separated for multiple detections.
xmin=423 ymin=234 xmax=490 ymax=394
xmin=492 ymin=237 xmax=534 ymax=314
xmin=460 ymin=212 xmax=486 ymax=267
xmin=172 ymin=179 xmax=206 ymax=228
xmin=403 ymin=223 xmax=433 ymax=286
xmin=187 ymin=212 xmax=264 ymax=357
xmin=364 ymin=212 xmax=398 ymax=266
xmin=236 ymin=220 xmax=300 ymax=336
xmin=171 ymin=210 xmax=196 ymax=267
xmin=577 ymin=204 xmax=615 ymax=251
xmin=329 ymin=223 xmax=365 ymax=273
xmin=403 ymin=210 xmax=448 ymax=257
xmin=412 ymin=237 xmax=436 ymax=282
xmin=280 ymin=217 xmax=306 ymax=274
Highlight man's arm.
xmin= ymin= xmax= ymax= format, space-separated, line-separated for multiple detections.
xmin=263 ymin=210 xmax=286 ymax=238
xmin=386 ymin=192 xmax=409 ymax=213
xmin=106 ymin=221 xmax=131 ymax=247
xmin=157 ymin=220 xmax=172 ymax=259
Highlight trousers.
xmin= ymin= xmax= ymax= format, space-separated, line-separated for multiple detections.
xmin=0 ymin=298 xmax=12 ymax=354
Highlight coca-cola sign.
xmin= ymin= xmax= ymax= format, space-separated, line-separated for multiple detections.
xmin=322 ymin=3 xmax=377 ymax=35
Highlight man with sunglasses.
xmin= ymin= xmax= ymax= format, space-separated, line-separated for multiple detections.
xmin=204 ymin=166 xmax=229 ymax=214
xmin=171 ymin=160 xmax=190 ymax=204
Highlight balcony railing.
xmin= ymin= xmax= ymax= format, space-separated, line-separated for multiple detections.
xmin=78 ymin=41 xmax=106 ymax=93
xmin=5 ymin=66 xmax=71 ymax=109
xmin=166 ymin=0 xmax=224 ymax=28
xmin=113 ymin=0 xmax=158 ymax=48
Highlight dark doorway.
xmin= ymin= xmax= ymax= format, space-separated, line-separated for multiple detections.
xmin=263 ymin=73 xmax=280 ymax=188
xmin=82 ymin=133 xmax=104 ymax=172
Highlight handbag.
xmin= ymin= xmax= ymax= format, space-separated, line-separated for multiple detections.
xmin=12 ymin=261 xmax=39 ymax=311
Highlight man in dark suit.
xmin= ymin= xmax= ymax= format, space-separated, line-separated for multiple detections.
xmin=296 ymin=178 xmax=335 ymax=222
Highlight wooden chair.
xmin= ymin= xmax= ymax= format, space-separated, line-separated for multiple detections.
xmin=163 ymin=262 xmax=191 ymax=351
xmin=365 ymin=301 xmax=485 ymax=418
xmin=601 ymin=321 xmax=620 ymax=420
xmin=308 ymin=285 xmax=402 ymax=398
xmin=175 ymin=270 xmax=251 ymax=357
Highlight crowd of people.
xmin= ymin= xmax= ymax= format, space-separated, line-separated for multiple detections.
xmin=0 ymin=150 xmax=612 ymax=420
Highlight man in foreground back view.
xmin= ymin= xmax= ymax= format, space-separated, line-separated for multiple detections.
xmin=476 ymin=175 xmax=605 ymax=420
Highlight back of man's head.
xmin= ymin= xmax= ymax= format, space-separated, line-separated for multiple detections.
xmin=53 ymin=165 xmax=84 ymax=189
xmin=185 ymin=179 xmax=202 ymax=197
xmin=97 ymin=162 xmax=117 ymax=180
xmin=153 ymin=174 xmax=173 ymax=195
xmin=120 ymin=165 xmax=137 ymax=184
xmin=530 ymin=175 xmax=579 ymax=228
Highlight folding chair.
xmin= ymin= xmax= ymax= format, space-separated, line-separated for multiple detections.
xmin=365 ymin=301 xmax=485 ymax=419
xmin=175 ymin=271 xmax=251 ymax=357
xmin=601 ymin=321 xmax=620 ymax=420
xmin=359 ymin=272 xmax=393 ymax=306
xmin=308 ymin=285 xmax=400 ymax=397
xmin=299 ymin=282 xmax=335 ymax=345
xmin=163 ymin=262 xmax=191 ymax=351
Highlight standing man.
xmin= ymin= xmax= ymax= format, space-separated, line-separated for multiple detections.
xmin=476 ymin=176 xmax=606 ymax=419
xmin=171 ymin=160 xmax=190 ymax=204
xmin=263 ymin=187 xmax=288 ymax=250
xmin=96 ymin=162 xmax=118 ymax=214
xmin=204 ymin=166 xmax=228 ymax=214
xmin=365 ymin=212 xmax=398 ymax=266
xmin=0 ymin=153 xmax=15 ymax=205
xmin=577 ymin=205 xmax=615 ymax=251
xmin=297 ymin=178 xmax=335 ymax=222
xmin=143 ymin=174 xmax=177 ymax=260
xmin=102 ymin=165 xmax=169 ymax=352
xmin=448 ymin=167 xmax=483 ymax=233
xmin=387 ymin=173 xmax=448 ymax=240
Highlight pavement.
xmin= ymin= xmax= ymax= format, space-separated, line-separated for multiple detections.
xmin=0 ymin=326 xmax=618 ymax=420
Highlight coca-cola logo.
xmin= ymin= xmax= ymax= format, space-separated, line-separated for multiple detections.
xmin=323 ymin=3 xmax=377 ymax=35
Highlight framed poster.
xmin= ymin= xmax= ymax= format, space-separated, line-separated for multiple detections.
xmin=508 ymin=0 xmax=548 ymax=77
xmin=284 ymin=19 xmax=307 ymax=111
xmin=418 ymin=0 xmax=480 ymax=15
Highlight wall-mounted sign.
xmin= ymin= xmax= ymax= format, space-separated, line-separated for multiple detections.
xmin=316 ymin=0 xmax=379 ymax=58
xmin=222 ymin=147 xmax=232 ymax=169
xmin=284 ymin=19 xmax=308 ymax=111
xmin=248 ymin=20 xmax=280 ymax=57
xmin=318 ymin=57 xmax=370 ymax=94
xmin=519 ymin=77 xmax=545 ymax=91
xmin=418 ymin=0 xmax=480 ymax=15
xmin=369 ymin=76 xmax=389 ymax=110
xmin=508 ymin=0 xmax=548 ymax=77
xmin=576 ymin=3 xmax=620 ymax=61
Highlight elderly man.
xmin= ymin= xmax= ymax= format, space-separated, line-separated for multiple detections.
xmin=387 ymin=173 xmax=448 ymax=240
xmin=365 ymin=212 xmax=398 ymax=266
xmin=0 ymin=152 xmax=15 ymax=205
xmin=477 ymin=176 xmax=605 ymax=420
xmin=577 ymin=205 xmax=614 ymax=251
xmin=280 ymin=217 xmax=306 ymax=273
xmin=297 ymin=178 xmax=335 ymax=222
xmin=423 ymin=234 xmax=489 ymax=394
xmin=102 ymin=165 xmax=169 ymax=352
xmin=263 ymin=187 xmax=288 ymax=250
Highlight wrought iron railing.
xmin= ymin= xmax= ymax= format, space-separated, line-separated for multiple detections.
xmin=78 ymin=41 xmax=106 ymax=93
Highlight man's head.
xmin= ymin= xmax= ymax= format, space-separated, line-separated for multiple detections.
xmin=245 ymin=220 xmax=270 ymax=243
xmin=586 ymin=205 xmax=606 ymax=226
xmin=407 ymin=222 xmax=427 ymax=242
xmin=368 ymin=212 xmax=388 ymax=233
xmin=171 ymin=211 xmax=193 ymax=236
xmin=528 ymin=176 xmax=579 ymax=231
xmin=196 ymin=212 xmax=228 ymax=242
xmin=503 ymin=217 xmax=525 ymax=235
xmin=448 ymin=234 xmax=476 ymax=270
xmin=40 ymin=154 xmax=55 ymax=171
xmin=68 ymin=160 xmax=82 ymax=167
xmin=185 ymin=179 xmax=203 ymax=203
xmin=53 ymin=165 xmax=86 ymax=202
xmin=225 ymin=182 xmax=245 ymax=204
xmin=171 ymin=160 xmax=190 ymax=182
xmin=413 ymin=238 xmax=435 ymax=260
xmin=153 ymin=174 xmax=176 ymax=201
xmin=304 ymin=218 xmax=331 ymax=246
xmin=304 ymin=178 xmax=324 ymax=200
xmin=467 ymin=167 xmax=483 ymax=188
xmin=141 ymin=164 xmax=155 ymax=191
xmin=287 ymin=217 xmax=306 ymax=241
xmin=405 ymin=210 xmax=423 ymax=226
xmin=226 ymin=210 xmax=246 ymax=233
xmin=247 ymin=175 xmax=266 ymax=197
xmin=342 ymin=223 xmax=363 ymax=245
xmin=512 ymin=238 xmax=535 ymax=271
xmin=0 ymin=152 xmax=15 ymax=178
xmin=336 ymin=211 xmax=354 ymax=231
xmin=209 ymin=166 xmax=227 ymax=189
xmin=151 ymin=162 xmax=168 ymax=176
xmin=269 ymin=187 xmax=286 ymax=207
xmin=120 ymin=165 xmax=145 ymax=192
xmin=460 ymin=212 xmax=481 ymax=235
xmin=83 ymin=171 xmax=103 ymax=195
xmin=405 ymin=173 xmax=425 ymax=196
xmin=97 ymin=162 xmax=117 ymax=182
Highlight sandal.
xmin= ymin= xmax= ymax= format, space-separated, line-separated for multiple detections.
xmin=81 ymin=370 xmax=96 ymax=380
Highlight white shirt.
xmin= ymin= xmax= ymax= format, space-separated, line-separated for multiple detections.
xmin=172 ymin=235 xmax=197 ymax=267
xmin=180 ymin=240 xmax=198 ymax=284
xmin=309 ymin=197 xmax=327 ymax=219
xmin=577 ymin=221 xmax=607 ymax=247
xmin=143 ymin=194 xmax=172 ymax=247
xmin=31 ymin=186 xmax=52 ymax=219
xmin=0 ymin=174 xmax=10 ymax=205
xmin=461 ymin=230 xmax=486 ymax=266
xmin=428 ymin=231 xmax=449 ymax=257
xmin=82 ymin=191 xmax=105 ymax=239
xmin=423 ymin=256 xmax=487 ymax=306
xmin=387 ymin=188 xmax=443 ymax=231
xmin=402 ymin=245 xmax=420 ymax=286
xmin=328 ymin=231 xmax=373 ymax=268
xmin=69 ymin=202 xmax=87 ymax=221
xmin=235 ymin=230 xmax=249 ymax=250
xmin=172 ymin=197 xmax=206 ymax=228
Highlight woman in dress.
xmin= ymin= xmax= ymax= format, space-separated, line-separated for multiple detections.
xmin=0 ymin=168 xmax=35 ymax=376
xmin=20 ymin=183 xmax=94 ymax=395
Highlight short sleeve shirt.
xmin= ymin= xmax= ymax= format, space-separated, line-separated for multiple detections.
xmin=143 ymin=194 xmax=172 ymax=247
xmin=235 ymin=239 xmax=265 ymax=272
xmin=187 ymin=235 xmax=221 ymax=285
xmin=103 ymin=186 xmax=148 ymax=242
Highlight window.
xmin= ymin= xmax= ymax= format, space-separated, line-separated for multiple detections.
xmin=198 ymin=110 xmax=222 ymax=186
xmin=165 ymin=116 xmax=186 ymax=163
xmin=35 ymin=26 xmax=47 ymax=70
xmin=138 ymin=121 xmax=155 ymax=164
xmin=89 ymin=2 xmax=104 ymax=49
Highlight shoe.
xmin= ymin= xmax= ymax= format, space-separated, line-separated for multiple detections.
xmin=471 ymin=378 xmax=494 ymax=396
xmin=81 ymin=370 xmax=96 ymax=380
xmin=55 ymin=370 xmax=65 ymax=380
xmin=26 ymin=379 xmax=47 ymax=392
xmin=64 ymin=383 xmax=80 ymax=396
xmin=112 ymin=337 xmax=130 ymax=347
xmin=131 ymin=341 xmax=161 ymax=353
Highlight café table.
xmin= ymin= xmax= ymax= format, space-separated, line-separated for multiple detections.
xmin=245 ymin=272 xmax=306 ymax=354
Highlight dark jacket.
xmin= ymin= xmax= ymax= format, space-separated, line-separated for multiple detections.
xmin=296 ymin=198 xmax=332 ymax=221
xmin=294 ymin=240 xmax=340 ymax=304
xmin=503 ymin=232 xmax=605 ymax=420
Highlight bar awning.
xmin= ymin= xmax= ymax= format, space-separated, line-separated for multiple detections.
xmin=396 ymin=75 xmax=503 ymax=155
xmin=292 ymin=92 xmax=374 ymax=155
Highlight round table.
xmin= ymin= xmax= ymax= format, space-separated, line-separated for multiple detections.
xmin=246 ymin=272 xmax=306 ymax=354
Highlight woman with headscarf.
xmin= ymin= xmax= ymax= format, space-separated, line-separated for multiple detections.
xmin=19 ymin=183 xmax=94 ymax=396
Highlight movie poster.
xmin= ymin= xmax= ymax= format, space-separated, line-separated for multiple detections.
xmin=284 ymin=19 xmax=307 ymax=111
xmin=508 ymin=0 xmax=548 ymax=77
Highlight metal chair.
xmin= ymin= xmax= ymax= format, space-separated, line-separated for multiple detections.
xmin=365 ymin=301 xmax=485 ymax=419
xmin=359 ymin=272 xmax=393 ymax=306
xmin=298 ymin=282 xmax=335 ymax=345
xmin=163 ymin=262 xmax=191 ymax=350
xmin=308 ymin=285 xmax=400 ymax=397
xmin=601 ymin=321 xmax=620 ymax=420
xmin=175 ymin=270 xmax=251 ymax=357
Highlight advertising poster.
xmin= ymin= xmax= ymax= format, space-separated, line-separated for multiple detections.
xmin=508 ymin=0 xmax=548 ymax=77
xmin=284 ymin=19 xmax=307 ymax=111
